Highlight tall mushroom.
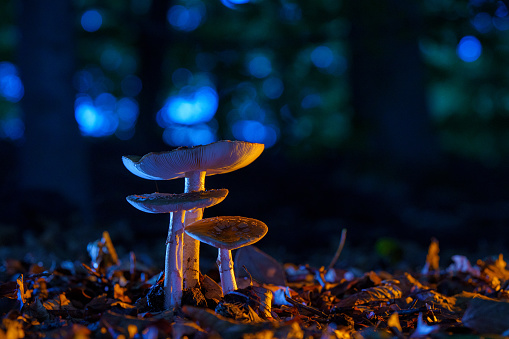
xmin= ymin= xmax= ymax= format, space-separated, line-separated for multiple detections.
xmin=184 ymin=216 xmax=268 ymax=294
xmin=122 ymin=140 xmax=264 ymax=288
xmin=126 ymin=189 xmax=228 ymax=309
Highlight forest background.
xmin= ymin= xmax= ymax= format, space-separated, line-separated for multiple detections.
xmin=1 ymin=0 xmax=508 ymax=272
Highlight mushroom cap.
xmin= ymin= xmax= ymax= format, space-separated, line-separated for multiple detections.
xmin=126 ymin=189 xmax=228 ymax=214
xmin=184 ymin=216 xmax=268 ymax=250
xmin=122 ymin=140 xmax=264 ymax=180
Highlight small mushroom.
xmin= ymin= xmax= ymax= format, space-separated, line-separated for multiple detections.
xmin=122 ymin=140 xmax=264 ymax=289
xmin=184 ymin=216 xmax=268 ymax=295
xmin=126 ymin=189 xmax=228 ymax=309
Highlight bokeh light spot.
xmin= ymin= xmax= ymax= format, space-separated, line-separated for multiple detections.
xmin=248 ymin=55 xmax=272 ymax=78
xmin=81 ymin=10 xmax=103 ymax=32
xmin=163 ymin=124 xmax=216 ymax=146
xmin=301 ymin=94 xmax=322 ymax=109
xmin=496 ymin=1 xmax=508 ymax=17
xmin=456 ymin=36 xmax=482 ymax=62
xmin=158 ymin=86 xmax=218 ymax=126
xmin=0 ymin=62 xmax=24 ymax=102
xmin=1 ymin=117 xmax=24 ymax=140
xmin=232 ymin=120 xmax=278 ymax=147
xmin=221 ymin=0 xmax=250 ymax=10
xmin=311 ymin=46 xmax=334 ymax=68
xmin=471 ymin=12 xmax=492 ymax=33
xmin=262 ymin=77 xmax=284 ymax=99
xmin=493 ymin=15 xmax=509 ymax=30
xmin=167 ymin=4 xmax=204 ymax=32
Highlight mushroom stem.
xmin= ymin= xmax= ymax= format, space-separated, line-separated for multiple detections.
xmin=217 ymin=248 xmax=237 ymax=295
xmin=164 ymin=210 xmax=185 ymax=309
xmin=185 ymin=171 xmax=205 ymax=192
xmin=183 ymin=171 xmax=206 ymax=289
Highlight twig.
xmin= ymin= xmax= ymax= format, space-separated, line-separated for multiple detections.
xmin=328 ymin=228 xmax=347 ymax=270
xmin=242 ymin=265 xmax=254 ymax=286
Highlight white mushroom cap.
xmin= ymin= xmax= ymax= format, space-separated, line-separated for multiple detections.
xmin=122 ymin=140 xmax=264 ymax=180
xmin=184 ymin=216 xmax=268 ymax=250
xmin=126 ymin=189 xmax=228 ymax=214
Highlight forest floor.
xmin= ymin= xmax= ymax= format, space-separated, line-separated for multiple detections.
xmin=1 ymin=231 xmax=509 ymax=338
xmin=2 ymin=151 xmax=509 ymax=337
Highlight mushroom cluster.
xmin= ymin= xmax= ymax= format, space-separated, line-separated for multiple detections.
xmin=123 ymin=140 xmax=267 ymax=309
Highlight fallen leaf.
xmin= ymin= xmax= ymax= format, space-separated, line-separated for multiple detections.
xmin=410 ymin=313 xmax=439 ymax=338
xmin=387 ymin=312 xmax=402 ymax=332
xmin=421 ymin=238 xmax=439 ymax=274
xmin=183 ymin=305 xmax=303 ymax=339
xmin=235 ymin=246 xmax=286 ymax=286
xmin=201 ymin=273 xmax=223 ymax=300
xmin=336 ymin=283 xmax=402 ymax=308
xmin=462 ymin=298 xmax=509 ymax=334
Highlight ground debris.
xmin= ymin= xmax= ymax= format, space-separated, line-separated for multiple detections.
xmin=0 ymin=237 xmax=508 ymax=337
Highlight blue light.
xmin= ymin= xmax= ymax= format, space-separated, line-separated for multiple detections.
xmin=311 ymin=46 xmax=334 ymax=68
xmin=1 ymin=117 xmax=24 ymax=140
xmin=232 ymin=120 xmax=278 ymax=147
xmin=496 ymin=1 xmax=508 ymax=17
xmin=74 ymin=95 xmax=119 ymax=137
xmin=117 ymin=97 xmax=139 ymax=125
xmin=81 ymin=10 xmax=103 ymax=32
xmin=158 ymin=86 xmax=218 ymax=126
xmin=471 ymin=12 xmax=492 ymax=33
xmin=0 ymin=62 xmax=16 ymax=78
xmin=75 ymin=101 xmax=102 ymax=135
xmin=95 ymin=92 xmax=116 ymax=112
xmin=163 ymin=124 xmax=216 ymax=146
xmin=301 ymin=94 xmax=322 ymax=109
xmin=262 ymin=77 xmax=284 ymax=99
xmin=0 ymin=75 xmax=24 ymax=103
xmin=239 ymin=100 xmax=265 ymax=120
xmin=221 ymin=0 xmax=250 ymax=9
xmin=248 ymin=56 xmax=272 ymax=78
xmin=167 ymin=4 xmax=204 ymax=32
xmin=457 ymin=36 xmax=482 ymax=62
xmin=0 ymin=62 xmax=24 ymax=103
xmin=493 ymin=16 xmax=509 ymax=30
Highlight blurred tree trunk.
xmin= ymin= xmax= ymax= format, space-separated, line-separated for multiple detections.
xmin=132 ymin=0 xmax=172 ymax=153
xmin=348 ymin=1 xmax=440 ymax=174
xmin=17 ymin=0 xmax=92 ymax=223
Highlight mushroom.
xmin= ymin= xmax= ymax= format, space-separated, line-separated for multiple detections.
xmin=184 ymin=216 xmax=268 ymax=295
xmin=126 ymin=189 xmax=228 ymax=308
xmin=122 ymin=140 xmax=264 ymax=288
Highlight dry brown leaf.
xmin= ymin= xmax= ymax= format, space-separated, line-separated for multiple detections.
xmin=42 ymin=293 xmax=74 ymax=311
xmin=422 ymin=238 xmax=439 ymax=274
xmin=201 ymin=274 xmax=223 ymax=300
xmin=183 ymin=305 xmax=304 ymax=339
xmin=336 ymin=283 xmax=402 ymax=308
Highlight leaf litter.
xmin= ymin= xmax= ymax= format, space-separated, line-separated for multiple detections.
xmin=1 ymin=232 xmax=509 ymax=338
